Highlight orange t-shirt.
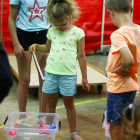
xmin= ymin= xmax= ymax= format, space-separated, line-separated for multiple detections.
xmin=106 ymin=25 xmax=140 ymax=93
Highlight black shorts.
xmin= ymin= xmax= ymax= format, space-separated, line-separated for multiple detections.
xmin=17 ymin=28 xmax=47 ymax=51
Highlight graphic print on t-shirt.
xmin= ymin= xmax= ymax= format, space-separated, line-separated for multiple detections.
xmin=27 ymin=0 xmax=46 ymax=22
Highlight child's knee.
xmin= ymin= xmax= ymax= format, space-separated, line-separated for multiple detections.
xmin=64 ymin=101 xmax=75 ymax=109
xmin=19 ymin=77 xmax=30 ymax=87
xmin=48 ymin=98 xmax=58 ymax=108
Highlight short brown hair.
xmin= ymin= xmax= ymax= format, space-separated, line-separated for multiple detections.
xmin=105 ymin=0 xmax=132 ymax=13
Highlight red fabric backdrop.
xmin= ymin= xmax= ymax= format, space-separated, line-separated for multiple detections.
xmin=1 ymin=0 xmax=140 ymax=54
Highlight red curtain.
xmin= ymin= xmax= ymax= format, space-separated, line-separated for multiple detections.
xmin=1 ymin=0 xmax=14 ymax=54
xmin=1 ymin=0 xmax=140 ymax=54
xmin=74 ymin=0 xmax=140 ymax=53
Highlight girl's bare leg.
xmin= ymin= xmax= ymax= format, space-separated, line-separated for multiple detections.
xmin=63 ymin=96 xmax=83 ymax=140
xmin=45 ymin=93 xmax=58 ymax=113
xmin=16 ymin=52 xmax=32 ymax=118
xmin=40 ymin=92 xmax=58 ymax=125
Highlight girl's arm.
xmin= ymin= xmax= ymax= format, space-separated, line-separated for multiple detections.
xmin=112 ymin=47 xmax=134 ymax=76
xmin=78 ymin=37 xmax=90 ymax=92
xmin=8 ymin=5 xmax=25 ymax=58
xmin=29 ymin=39 xmax=51 ymax=53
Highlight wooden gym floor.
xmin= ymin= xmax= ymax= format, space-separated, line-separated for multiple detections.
xmin=0 ymin=52 xmax=140 ymax=140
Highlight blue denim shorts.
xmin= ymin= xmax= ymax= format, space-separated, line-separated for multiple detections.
xmin=107 ymin=91 xmax=136 ymax=125
xmin=42 ymin=72 xmax=77 ymax=96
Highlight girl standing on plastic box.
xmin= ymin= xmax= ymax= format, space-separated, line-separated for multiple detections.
xmin=29 ymin=0 xmax=90 ymax=139
xmin=123 ymin=101 xmax=140 ymax=140
xmin=105 ymin=0 xmax=140 ymax=139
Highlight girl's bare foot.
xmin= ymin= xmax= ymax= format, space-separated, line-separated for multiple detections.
xmin=71 ymin=133 xmax=83 ymax=140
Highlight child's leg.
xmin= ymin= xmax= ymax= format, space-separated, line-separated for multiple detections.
xmin=109 ymin=123 xmax=124 ymax=140
xmin=63 ymin=96 xmax=76 ymax=133
xmin=16 ymin=52 xmax=32 ymax=119
xmin=40 ymin=92 xmax=58 ymax=113
xmin=107 ymin=91 xmax=136 ymax=140
xmin=59 ymin=75 xmax=82 ymax=139
xmin=46 ymin=93 xmax=58 ymax=125
xmin=46 ymin=93 xmax=58 ymax=113
xmin=40 ymin=92 xmax=58 ymax=125
xmin=63 ymin=96 xmax=83 ymax=140
xmin=39 ymin=72 xmax=59 ymax=125
xmin=41 ymin=72 xmax=59 ymax=113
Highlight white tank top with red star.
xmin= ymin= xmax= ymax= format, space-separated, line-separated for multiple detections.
xmin=10 ymin=0 xmax=51 ymax=31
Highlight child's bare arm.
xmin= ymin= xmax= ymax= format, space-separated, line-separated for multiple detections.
xmin=112 ymin=47 xmax=134 ymax=76
xmin=77 ymin=37 xmax=87 ymax=79
xmin=119 ymin=47 xmax=134 ymax=69
xmin=36 ymin=39 xmax=51 ymax=53
xmin=78 ymin=37 xmax=90 ymax=92
xmin=8 ymin=5 xmax=19 ymax=47
xmin=29 ymin=39 xmax=51 ymax=53
xmin=8 ymin=5 xmax=25 ymax=58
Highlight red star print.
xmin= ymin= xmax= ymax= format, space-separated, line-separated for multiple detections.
xmin=34 ymin=8 xmax=40 ymax=14
xmin=27 ymin=0 xmax=46 ymax=22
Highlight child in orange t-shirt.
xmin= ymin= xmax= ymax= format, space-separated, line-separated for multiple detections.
xmin=105 ymin=0 xmax=140 ymax=140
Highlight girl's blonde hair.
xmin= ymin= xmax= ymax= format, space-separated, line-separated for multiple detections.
xmin=47 ymin=0 xmax=80 ymax=24
xmin=123 ymin=101 xmax=140 ymax=140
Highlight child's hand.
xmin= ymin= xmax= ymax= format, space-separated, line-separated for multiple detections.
xmin=82 ymin=78 xmax=90 ymax=92
xmin=28 ymin=44 xmax=37 ymax=54
xmin=112 ymin=66 xmax=130 ymax=76
xmin=14 ymin=44 xmax=25 ymax=58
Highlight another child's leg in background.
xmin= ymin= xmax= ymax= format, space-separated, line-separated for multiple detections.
xmin=63 ymin=96 xmax=83 ymax=140
xmin=35 ymin=51 xmax=49 ymax=112
xmin=16 ymin=52 xmax=32 ymax=116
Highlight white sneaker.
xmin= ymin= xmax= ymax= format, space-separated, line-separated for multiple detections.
xmin=17 ymin=118 xmax=29 ymax=127
xmin=37 ymin=116 xmax=46 ymax=125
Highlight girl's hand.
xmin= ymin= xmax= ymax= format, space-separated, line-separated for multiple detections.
xmin=28 ymin=44 xmax=37 ymax=54
xmin=82 ymin=78 xmax=90 ymax=92
xmin=14 ymin=44 xmax=25 ymax=58
xmin=112 ymin=66 xmax=130 ymax=76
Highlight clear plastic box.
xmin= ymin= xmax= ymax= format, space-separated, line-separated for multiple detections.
xmin=4 ymin=112 xmax=60 ymax=140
